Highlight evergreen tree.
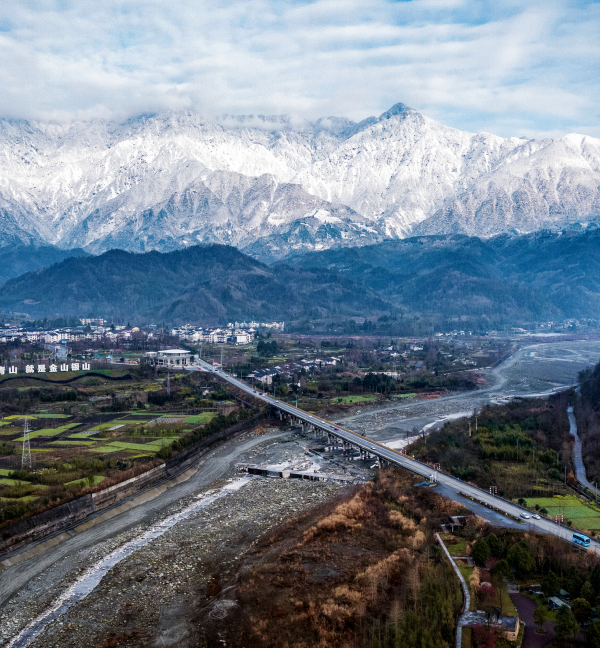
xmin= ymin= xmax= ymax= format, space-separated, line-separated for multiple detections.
xmin=472 ymin=537 xmax=491 ymax=567
xmin=542 ymin=570 xmax=560 ymax=598
xmin=486 ymin=533 xmax=504 ymax=558
xmin=588 ymin=619 xmax=600 ymax=648
xmin=565 ymin=565 xmax=583 ymax=598
xmin=591 ymin=564 xmax=600 ymax=597
xmin=581 ymin=580 xmax=595 ymax=604
xmin=571 ymin=597 xmax=592 ymax=624
xmin=490 ymin=559 xmax=511 ymax=579
xmin=554 ymin=605 xmax=579 ymax=643
xmin=507 ymin=542 xmax=535 ymax=577
xmin=533 ymin=605 xmax=549 ymax=632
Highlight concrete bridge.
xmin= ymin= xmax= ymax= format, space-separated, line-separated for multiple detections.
xmin=193 ymin=359 xmax=600 ymax=553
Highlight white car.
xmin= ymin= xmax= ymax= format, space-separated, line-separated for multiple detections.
xmin=520 ymin=513 xmax=530 ymax=519
xmin=532 ymin=514 xmax=540 ymax=519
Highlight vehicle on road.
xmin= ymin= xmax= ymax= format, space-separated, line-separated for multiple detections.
xmin=573 ymin=532 xmax=591 ymax=548
xmin=520 ymin=513 xmax=530 ymax=519
xmin=532 ymin=514 xmax=540 ymax=519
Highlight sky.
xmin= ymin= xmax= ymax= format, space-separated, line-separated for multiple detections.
xmin=0 ymin=0 xmax=598 ymax=138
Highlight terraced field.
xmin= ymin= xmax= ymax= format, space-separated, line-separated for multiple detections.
xmin=0 ymin=410 xmax=217 ymax=516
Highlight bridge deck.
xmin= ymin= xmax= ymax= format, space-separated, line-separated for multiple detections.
xmin=191 ymin=360 xmax=600 ymax=552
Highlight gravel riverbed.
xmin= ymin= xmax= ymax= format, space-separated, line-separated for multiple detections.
xmin=0 ymin=432 xmax=350 ymax=648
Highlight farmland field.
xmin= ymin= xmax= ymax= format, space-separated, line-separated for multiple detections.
xmin=525 ymin=495 xmax=600 ymax=530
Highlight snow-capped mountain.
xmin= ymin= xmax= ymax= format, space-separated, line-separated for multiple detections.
xmin=0 ymin=103 xmax=599 ymax=260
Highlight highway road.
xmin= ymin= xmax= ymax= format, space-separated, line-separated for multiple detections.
xmin=195 ymin=359 xmax=600 ymax=553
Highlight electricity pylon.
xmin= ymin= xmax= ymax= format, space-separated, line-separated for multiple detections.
xmin=22 ymin=416 xmax=32 ymax=470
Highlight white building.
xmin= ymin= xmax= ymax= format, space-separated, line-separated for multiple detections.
xmin=232 ymin=331 xmax=252 ymax=345
xmin=154 ymin=349 xmax=194 ymax=366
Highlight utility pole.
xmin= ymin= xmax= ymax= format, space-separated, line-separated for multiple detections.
xmin=166 ymin=370 xmax=170 ymax=397
xmin=22 ymin=416 xmax=32 ymax=470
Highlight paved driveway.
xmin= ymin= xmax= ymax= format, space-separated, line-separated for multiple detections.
xmin=511 ymin=593 xmax=555 ymax=648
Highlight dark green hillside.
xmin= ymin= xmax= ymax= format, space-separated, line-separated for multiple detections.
xmin=0 ymin=244 xmax=89 ymax=286
xmin=0 ymin=245 xmax=388 ymax=323
xmin=2 ymin=229 xmax=600 ymax=327
xmin=285 ymin=229 xmax=600 ymax=323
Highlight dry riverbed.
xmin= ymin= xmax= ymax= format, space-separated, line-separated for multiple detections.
xmin=0 ymin=432 xmax=350 ymax=648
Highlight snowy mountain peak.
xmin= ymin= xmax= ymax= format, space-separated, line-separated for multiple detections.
xmin=0 ymin=103 xmax=599 ymax=260
xmin=378 ymin=102 xmax=415 ymax=119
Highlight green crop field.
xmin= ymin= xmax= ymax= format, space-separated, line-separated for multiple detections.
xmin=3 ymin=414 xmax=38 ymax=420
xmin=187 ymin=413 xmax=216 ymax=424
xmin=0 ymin=479 xmax=47 ymax=488
xmin=92 ymin=444 xmax=134 ymax=453
xmin=0 ymin=495 xmax=39 ymax=503
xmin=0 ymin=478 xmax=26 ymax=486
xmin=525 ymin=495 xmax=600 ymax=530
xmin=337 ymin=395 xmax=380 ymax=403
xmin=35 ymin=414 xmax=72 ymax=419
xmin=14 ymin=423 xmax=81 ymax=441
xmin=0 ymin=469 xmax=13 ymax=476
xmin=64 ymin=475 xmax=106 ymax=488
xmin=440 ymin=534 xmax=467 ymax=556
xmin=51 ymin=440 xmax=99 ymax=446
xmin=93 ymin=436 xmax=179 ymax=454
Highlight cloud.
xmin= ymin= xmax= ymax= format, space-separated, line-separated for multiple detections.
xmin=0 ymin=0 xmax=598 ymax=138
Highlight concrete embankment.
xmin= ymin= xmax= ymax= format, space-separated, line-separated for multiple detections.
xmin=0 ymin=413 xmax=264 ymax=558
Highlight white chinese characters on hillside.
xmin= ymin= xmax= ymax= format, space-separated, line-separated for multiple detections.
xmin=0 ymin=363 xmax=90 ymax=375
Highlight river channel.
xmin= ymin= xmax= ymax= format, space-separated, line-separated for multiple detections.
xmin=335 ymin=339 xmax=600 ymax=447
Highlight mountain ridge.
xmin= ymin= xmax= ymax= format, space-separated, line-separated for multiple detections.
xmin=0 ymin=105 xmax=599 ymax=260
xmin=1 ymin=231 xmax=600 ymax=328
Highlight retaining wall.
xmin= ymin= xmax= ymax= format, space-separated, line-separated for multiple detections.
xmin=0 ymin=412 xmax=264 ymax=556
xmin=0 ymin=496 xmax=94 ymax=554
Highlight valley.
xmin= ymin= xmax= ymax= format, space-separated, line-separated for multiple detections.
xmin=1 ymin=2 xmax=599 ymax=647
xmin=337 ymin=340 xmax=600 ymax=447
xmin=1 ymin=337 xmax=599 ymax=647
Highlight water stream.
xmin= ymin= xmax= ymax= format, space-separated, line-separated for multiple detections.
xmin=7 ymin=477 xmax=254 ymax=648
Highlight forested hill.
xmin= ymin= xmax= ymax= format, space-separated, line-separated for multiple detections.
xmin=284 ymin=228 xmax=600 ymax=322
xmin=0 ymin=245 xmax=388 ymax=323
xmin=0 ymin=244 xmax=89 ymax=286
xmin=2 ymin=229 xmax=600 ymax=326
